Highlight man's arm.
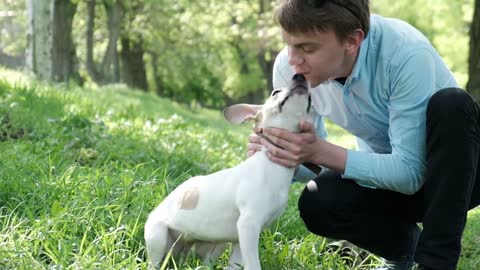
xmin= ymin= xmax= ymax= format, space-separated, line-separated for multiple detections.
xmin=263 ymin=49 xmax=441 ymax=195
xmin=343 ymin=49 xmax=438 ymax=194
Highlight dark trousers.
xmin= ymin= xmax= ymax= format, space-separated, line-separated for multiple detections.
xmin=298 ymin=88 xmax=480 ymax=270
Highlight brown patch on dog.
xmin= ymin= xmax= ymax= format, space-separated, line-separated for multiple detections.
xmin=178 ymin=187 xmax=200 ymax=210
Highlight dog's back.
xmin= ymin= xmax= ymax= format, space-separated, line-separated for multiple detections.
xmin=149 ymin=151 xmax=293 ymax=243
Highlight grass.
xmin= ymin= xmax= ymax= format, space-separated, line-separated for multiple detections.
xmin=0 ymin=67 xmax=478 ymax=269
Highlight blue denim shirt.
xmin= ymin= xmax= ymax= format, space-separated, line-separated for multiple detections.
xmin=273 ymin=14 xmax=458 ymax=194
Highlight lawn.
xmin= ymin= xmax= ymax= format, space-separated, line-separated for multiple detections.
xmin=0 ymin=67 xmax=478 ymax=269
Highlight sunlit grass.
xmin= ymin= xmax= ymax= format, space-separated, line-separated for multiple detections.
xmin=0 ymin=67 xmax=477 ymax=269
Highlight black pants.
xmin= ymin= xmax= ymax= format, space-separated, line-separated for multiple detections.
xmin=298 ymin=88 xmax=480 ymax=270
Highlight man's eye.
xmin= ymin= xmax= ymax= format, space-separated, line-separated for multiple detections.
xmin=301 ymin=45 xmax=316 ymax=53
xmin=271 ymin=89 xmax=282 ymax=96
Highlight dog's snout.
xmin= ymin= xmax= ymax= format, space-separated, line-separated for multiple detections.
xmin=292 ymin=74 xmax=306 ymax=82
xmin=290 ymin=73 xmax=309 ymax=96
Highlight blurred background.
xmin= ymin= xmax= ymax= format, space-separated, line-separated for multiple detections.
xmin=1 ymin=0 xmax=479 ymax=109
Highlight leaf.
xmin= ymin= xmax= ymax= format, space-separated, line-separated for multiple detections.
xmin=51 ymin=200 xmax=65 ymax=217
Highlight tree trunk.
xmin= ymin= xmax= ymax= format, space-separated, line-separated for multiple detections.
xmin=467 ymin=0 xmax=480 ymax=101
xmin=229 ymin=40 xmax=265 ymax=104
xmin=120 ymin=36 xmax=147 ymax=91
xmin=26 ymin=0 xmax=78 ymax=82
xmin=51 ymin=0 xmax=78 ymax=82
xmin=86 ymin=0 xmax=97 ymax=80
xmin=101 ymin=0 xmax=123 ymax=83
xmin=149 ymin=51 xmax=164 ymax=96
xmin=26 ymin=0 xmax=53 ymax=80
xmin=257 ymin=49 xmax=276 ymax=91
xmin=257 ymin=0 xmax=276 ymax=92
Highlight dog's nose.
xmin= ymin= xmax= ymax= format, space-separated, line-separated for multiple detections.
xmin=292 ymin=74 xmax=306 ymax=82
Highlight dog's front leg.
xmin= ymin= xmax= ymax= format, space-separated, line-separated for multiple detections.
xmin=237 ymin=214 xmax=262 ymax=270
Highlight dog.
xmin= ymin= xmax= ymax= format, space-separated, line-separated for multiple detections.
xmin=144 ymin=74 xmax=312 ymax=270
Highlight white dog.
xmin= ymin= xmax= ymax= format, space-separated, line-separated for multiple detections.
xmin=144 ymin=74 xmax=312 ymax=270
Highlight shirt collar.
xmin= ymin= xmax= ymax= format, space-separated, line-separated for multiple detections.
xmin=349 ymin=34 xmax=369 ymax=82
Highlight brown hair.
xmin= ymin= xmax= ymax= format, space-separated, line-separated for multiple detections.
xmin=274 ymin=0 xmax=370 ymax=41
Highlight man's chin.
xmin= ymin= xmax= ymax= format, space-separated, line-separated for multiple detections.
xmin=308 ymin=80 xmax=322 ymax=88
xmin=304 ymin=75 xmax=324 ymax=88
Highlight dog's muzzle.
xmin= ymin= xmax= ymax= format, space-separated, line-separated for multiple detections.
xmin=291 ymin=74 xmax=309 ymax=96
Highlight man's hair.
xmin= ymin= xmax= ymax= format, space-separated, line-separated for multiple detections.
xmin=274 ymin=0 xmax=370 ymax=41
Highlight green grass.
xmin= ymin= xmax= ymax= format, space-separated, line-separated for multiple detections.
xmin=0 ymin=67 xmax=478 ymax=269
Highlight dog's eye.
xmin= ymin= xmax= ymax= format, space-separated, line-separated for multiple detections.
xmin=271 ymin=89 xmax=282 ymax=96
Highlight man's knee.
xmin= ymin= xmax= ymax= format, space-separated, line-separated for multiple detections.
xmin=298 ymin=188 xmax=335 ymax=236
xmin=298 ymin=172 xmax=345 ymax=236
xmin=427 ymin=88 xmax=477 ymax=120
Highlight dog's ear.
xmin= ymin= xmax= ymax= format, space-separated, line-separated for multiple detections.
xmin=223 ymin=104 xmax=262 ymax=124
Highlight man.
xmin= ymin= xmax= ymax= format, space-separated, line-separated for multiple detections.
xmin=247 ymin=0 xmax=480 ymax=269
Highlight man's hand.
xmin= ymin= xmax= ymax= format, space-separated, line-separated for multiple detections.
xmin=247 ymin=120 xmax=347 ymax=172
xmin=261 ymin=120 xmax=320 ymax=168
xmin=247 ymin=127 xmax=263 ymax=158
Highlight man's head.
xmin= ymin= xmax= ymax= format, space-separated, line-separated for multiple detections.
xmin=275 ymin=0 xmax=370 ymax=87
xmin=275 ymin=0 xmax=370 ymax=41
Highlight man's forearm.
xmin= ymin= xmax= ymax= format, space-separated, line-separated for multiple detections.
xmin=313 ymin=140 xmax=347 ymax=174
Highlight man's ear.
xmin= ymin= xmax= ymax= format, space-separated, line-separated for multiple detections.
xmin=345 ymin=29 xmax=364 ymax=55
xmin=223 ymin=104 xmax=262 ymax=124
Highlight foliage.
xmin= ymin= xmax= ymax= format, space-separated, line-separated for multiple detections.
xmin=136 ymin=0 xmax=281 ymax=107
xmin=67 ymin=0 xmax=282 ymax=108
xmin=0 ymin=0 xmax=27 ymax=55
xmin=0 ymin=0 xmax=478 ymax=106
xmin=371 ymin=0 xmax=474 ymax=87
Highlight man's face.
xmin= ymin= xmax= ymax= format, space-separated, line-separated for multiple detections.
xmin=282 ymin=29 xmax=354 ymax=88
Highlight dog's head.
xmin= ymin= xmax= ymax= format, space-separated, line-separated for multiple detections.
xmin=224 ymin=74 xmax=312 ymax=132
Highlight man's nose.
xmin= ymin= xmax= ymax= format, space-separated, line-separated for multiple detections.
xmin=287 ymin=47 xmax=304 ymax=67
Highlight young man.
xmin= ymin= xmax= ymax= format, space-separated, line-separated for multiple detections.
xmin=247 ymin=0 xmax=480 ymax=269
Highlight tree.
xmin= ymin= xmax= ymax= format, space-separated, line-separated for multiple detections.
xmin=26 ymin=0 xmax=78 ymax=82
xmin=257 ymin=0 xmax=279 ymax=95
xmin=22 ymin=0 xmax=474 ymax=109
xmin=119 ymin=1 xmax=147 ymax=91
xmin=120 ymin=35 xmax=147 ymax=91
xmin=467 ymin=0 xmax=480 ymax=101
xmin=101 ymin=0 xmax=123 ymax=83
xmin=86 ymin=0 xmax=98 ymax=80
